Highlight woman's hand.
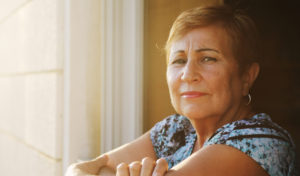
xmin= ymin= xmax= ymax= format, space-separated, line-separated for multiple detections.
xmin=116 ymin=157 xmax=168 ymax=176
xmin=65 ymin=154 xmax=111 ymax=176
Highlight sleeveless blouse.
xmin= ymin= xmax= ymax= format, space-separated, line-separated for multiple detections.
xmin=150 ymin=113 xmax=297 ymax=176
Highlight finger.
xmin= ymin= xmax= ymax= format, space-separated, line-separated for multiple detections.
xmin=93 ymin=154 xmax=109 ymax=167
xmin=129 ymin=161 xmax=142 ymax=176
xmin=98 ymin=166 xmax=116 ymax=176
xmin=116 ymin=163 xmax=129 ymax=176
xmin=65 ymin=163 xmax=84 ymax=176
xmin=140 ymin=157 xmax=156 ymax=176
xmin=76 ymin=155 xmax=108 ymax=174
xmin=152 ymin=158 xmax=168 ymax=176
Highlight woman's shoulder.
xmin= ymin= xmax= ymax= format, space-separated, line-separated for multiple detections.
xmin=150 ymin=114 xmax=196 ymax=167
xmin=206 ymin=113 xmax=297 ymax=176
xmin=150 ymin=113 xmax=195 ymax=148
xmin=150 ymin=114 xmax=192 ymax=134
xmin=209 ymin=113 xmax=294 ymax=145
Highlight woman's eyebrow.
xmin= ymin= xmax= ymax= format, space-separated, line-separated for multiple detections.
xmin=171 ymin=48 xmax=219 ymax=55
xmin=172 ymin=50 xmax=185 ymax=55
xmin=195 ymin=48 xmax=219 ymax=53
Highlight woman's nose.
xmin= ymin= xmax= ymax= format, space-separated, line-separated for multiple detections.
xmin=180 ymin=62 xmax=201 ymax=82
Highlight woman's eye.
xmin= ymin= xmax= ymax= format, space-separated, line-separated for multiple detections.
xmin=202 ymin=57 xmax=217 ymax=62
xmin=171 ymin=58 xmax=187 ymax=65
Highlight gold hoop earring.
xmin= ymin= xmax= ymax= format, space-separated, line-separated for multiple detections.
xmin=246 ymin=93 xmax=252 ymax=106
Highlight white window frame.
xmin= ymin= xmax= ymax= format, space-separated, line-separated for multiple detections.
xmin=99 ymin=0 xmax=144 ymax=153
xmin=63 ymin=0 xmax=144 ymax=173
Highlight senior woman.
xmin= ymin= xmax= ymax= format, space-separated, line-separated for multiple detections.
xmin=66 ymin=5 xmax=297 ymax=176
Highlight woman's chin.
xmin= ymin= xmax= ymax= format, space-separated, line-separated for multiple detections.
xmin=181 ymin=110 xmax=211 ymax=120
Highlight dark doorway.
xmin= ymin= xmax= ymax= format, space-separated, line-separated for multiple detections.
xmin=225 ymin=0 xmax=300 ymax=166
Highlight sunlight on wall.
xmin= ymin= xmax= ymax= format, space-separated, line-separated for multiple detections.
xmin=0 ymin=0 xmax=102 ymax=175
xmin=0 ymin=0 xmax=64 ymax=175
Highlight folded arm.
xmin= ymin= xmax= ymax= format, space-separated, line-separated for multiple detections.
xmin=110 ymin=143 xmax=269 ymax=176
xmin=165 ymin=144 xmax=268 ymax=176
xmin=66 ymin=131 xmax=157 ymax=175
xmin=104 ymin=131 xmax=157 ymax=169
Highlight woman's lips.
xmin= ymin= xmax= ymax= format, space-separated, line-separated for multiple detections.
xmin=180 ymin=91 xmax=207 ymax=98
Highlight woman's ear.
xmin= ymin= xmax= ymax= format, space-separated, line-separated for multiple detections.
xmin=242 ymin=62 xmax=260 ymax=96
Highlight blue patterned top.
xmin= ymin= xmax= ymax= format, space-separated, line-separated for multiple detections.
xmin=150 ymin=113 xmax=297 ymax=176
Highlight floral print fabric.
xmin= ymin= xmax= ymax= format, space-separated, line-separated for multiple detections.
xmin=150 ymin=113 xmax=297 ymax=176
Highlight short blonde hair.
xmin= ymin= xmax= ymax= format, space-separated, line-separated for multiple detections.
xmin=165 ymin=5 xmax=260 ymax=71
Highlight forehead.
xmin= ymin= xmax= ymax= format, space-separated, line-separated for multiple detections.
xmin=170 ymin=25 xmax=233 ymax=55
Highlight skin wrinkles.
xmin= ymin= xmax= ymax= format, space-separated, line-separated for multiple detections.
xmin=171 ymin=48 xmax=220 ymax=58
xmin=167 ymin=25 xmax=253 ymax=148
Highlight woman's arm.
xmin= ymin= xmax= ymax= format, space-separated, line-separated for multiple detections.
xmin=104 ymin=131 xmax=157 ymax=169
xmin=113 ymin=144 xmax=269 ymax=176
xmin=165 ymin=144 xmax=268 ymax=176
xmin=66 ymin=131 xmax=157 ymax=175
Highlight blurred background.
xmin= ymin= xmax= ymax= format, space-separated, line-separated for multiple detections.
xmin=0 ymin=0 xmax=299 ymax=175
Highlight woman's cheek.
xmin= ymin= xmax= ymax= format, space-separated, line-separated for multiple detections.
xmin=167 ymin=69 xmax=181 ymax=112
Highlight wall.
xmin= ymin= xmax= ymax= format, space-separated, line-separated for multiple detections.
xmin=0 ymin=0 xmax=102 ymax=175
xmin=143 ymin=0 xmax=223 ymax=131
xmin=0 ymin=0 xmax=64 ymax=175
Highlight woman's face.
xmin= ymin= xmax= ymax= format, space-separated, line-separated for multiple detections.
xmin=167 ymin=25 xmax=247 ymax=120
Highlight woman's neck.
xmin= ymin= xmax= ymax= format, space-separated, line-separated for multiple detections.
xmin=191 ymin=105 xmax=254 ymax=151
